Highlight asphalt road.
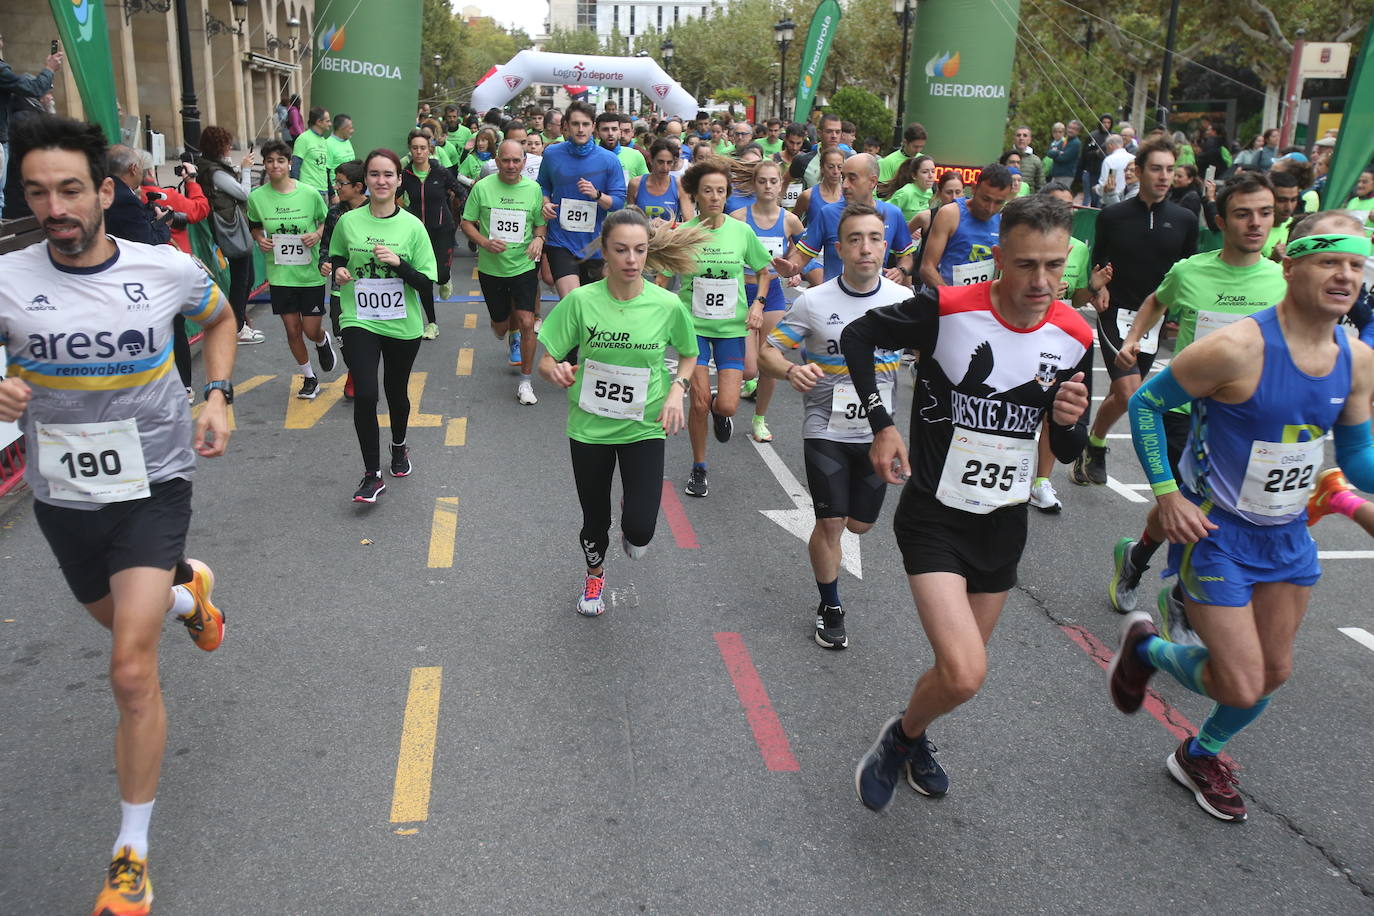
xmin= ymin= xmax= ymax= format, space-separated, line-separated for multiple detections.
xmin=3 ymin=251 xmax=1373 ymax=914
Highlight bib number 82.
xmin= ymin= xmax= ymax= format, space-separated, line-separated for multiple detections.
xmin=1263 ymin=465 xmax=1314 ymax=493
xmin=58 ymin=449 xmax=122 ymax=479
xmin=593 ymin=380 xmax=636 ymax=403
xmin=703 ymin=292 xmax=726 ymax=309
xmin=960 ymin=459 xmax=1015 ymax=492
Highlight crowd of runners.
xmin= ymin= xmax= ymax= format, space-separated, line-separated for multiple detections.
xmin=1 ymin=94 xmax=1373 ymax=915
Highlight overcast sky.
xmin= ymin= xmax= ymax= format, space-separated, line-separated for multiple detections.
xmin=462 ymin=0 xmax=550 ymax=38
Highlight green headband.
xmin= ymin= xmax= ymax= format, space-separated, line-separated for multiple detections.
xmin=1286 ymin=233 xmax=1372 ymax=260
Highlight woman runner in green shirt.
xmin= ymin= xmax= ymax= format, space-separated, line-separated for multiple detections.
xmin=537 ymin=209 xmax=705 ymax=616
xmin=328 ymin=149 xmax=438 ymax=504
xmin=878 ymin=155 xmax=937 ymax=225
xmin=661 ymin=154 xmax=775 ymax=499
xmin=247 ymin=140 xmax=335 ymax=400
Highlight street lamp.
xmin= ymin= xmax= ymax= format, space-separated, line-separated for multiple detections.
xmin=660 ymin=39 xmax=674 ymax=76
xmin=432 ymin=53 xmax=443 ymax=100
xmin=774 ymin=18 xmax=794 ymax=121
xmin=892 ymin=0 xmax=913 ymax=149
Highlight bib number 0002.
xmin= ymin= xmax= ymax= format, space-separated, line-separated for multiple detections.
xmin=354 ymin=277 xmax=407 ymax=321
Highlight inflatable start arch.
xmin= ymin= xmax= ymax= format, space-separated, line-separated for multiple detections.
xmin=472 ymin=51 xmax=697 ymax=118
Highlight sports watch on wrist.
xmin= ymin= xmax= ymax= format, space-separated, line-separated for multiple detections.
xmin=203 ymin=380 xmax=234 ymax=404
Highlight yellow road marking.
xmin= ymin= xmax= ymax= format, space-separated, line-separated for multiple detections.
xmin=470 ymin=266 xmax=479 ymax=280
xmin=445 ymin=417 xmax=467 ymax=446
xmin=426 ymin=497 xmax=459 ymax=568
xmin=469 ymin=290 xmax=481 ymax=297
xmin=389 ymin=666 xmax=443 ymax=825
xmin=456 ymin=348 xmax=474 ymax=376
xmin=378 ymin=371 xmax=443 ymax=428
xmin=284 ymin=374 xmax=348 ymax=429
xmin=191 ymin=374 xmax=275 ymax=430
xmin=463 ymin=313 xmax=477 ymax=329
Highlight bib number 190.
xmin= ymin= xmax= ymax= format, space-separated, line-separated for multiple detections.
xmin=59 ymin=449 xmax=123 ymax=479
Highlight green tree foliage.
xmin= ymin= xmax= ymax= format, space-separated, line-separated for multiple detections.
xmin=420 ymin=0 xmax=534 ymax=107
xmin=828 ymin=87 xmax=893 ymax=143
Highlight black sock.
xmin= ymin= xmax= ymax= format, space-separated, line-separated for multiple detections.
xmin=893 ymin=719 xmax=916 ymax=744
xmin=1130 ymin=532 xmax=1160 ymax=569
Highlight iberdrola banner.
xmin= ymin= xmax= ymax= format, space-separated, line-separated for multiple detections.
xmin=310 ymin=0 xmax=423 ymax=157
xmin=906 ymin=0 xmax=1021 ymax=168
xmin=793 ymin=0 xmax=842 ymax=123
xmin=1322 ymin=12 xmax=1373 ymax=209
xmin=47 ymin=0 xmax=120 ymax=143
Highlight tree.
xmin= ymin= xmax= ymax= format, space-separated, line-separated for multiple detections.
xmin=827 ymin=87 xmax=893 ymax=144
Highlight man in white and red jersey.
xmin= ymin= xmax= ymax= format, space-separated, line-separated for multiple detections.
xmin=841 ymin=194 xmax=1093 ymax=813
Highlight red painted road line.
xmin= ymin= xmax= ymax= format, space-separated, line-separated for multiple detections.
xmin=1061 ymin=624 xmax=1233 ymax=763
xmin=660 ymin=480 xmax=700 ymax=549
xmin=713 ymin=632 xmax=800 ymax=772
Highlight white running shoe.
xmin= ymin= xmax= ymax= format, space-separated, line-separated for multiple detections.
xmin=236 ymin=325 xmax=264 ymax=345
xmin=516 ymin=379 xmax=538 ymax=405
xmin=1029 ymin=479 xmax=1063 ymax=513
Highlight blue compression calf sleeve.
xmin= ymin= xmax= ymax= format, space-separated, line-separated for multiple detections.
xmin=1194 ymin=696 xmax=1271 ymax=755
xmin=1128 ymin=368 xmax=1193 ymax=496
xmin=1334 ymin=419 xmax=1374 ymax=493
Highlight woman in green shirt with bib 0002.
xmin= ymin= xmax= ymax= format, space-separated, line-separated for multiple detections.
xmin=537 ymin=209 xmax=706 ymax=616
xmin=659 ymin=153 xmax=775 ymax=499
xmin=247 ymin=140 xmax=336 ymax=400
xmin=328 ymin=148 xmax=437 ymax=505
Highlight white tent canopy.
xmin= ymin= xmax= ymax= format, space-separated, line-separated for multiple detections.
xmin=471 ymin=51 xmax=696 ymax=118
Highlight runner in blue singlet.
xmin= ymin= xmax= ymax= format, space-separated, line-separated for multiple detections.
xmin=919 ymin=164 xmax=1014 ymax=288
xmin=1108 ymin=213 xmax=1374 ymax=824
xmin=628 ymin=138 xmax=693 ymax=226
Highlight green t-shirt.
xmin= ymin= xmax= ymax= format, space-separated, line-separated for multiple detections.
xmin=293 ymin=129 xmax=330 ymax=192
xmin=885 ymin=183 xmax=933 ymax=223
xmin=1157 ymin=251 xmax=1287 ymax=353
xmin=878 ymin=149 xmax=907 ymax=183
xmin=662 ymin=216 xmax=772 ymax=339
xmin=1175 ymin=144 xmax=1196 ymax=167
xmin=536 ymin=281 xmax=699 ymax=445
xmin=1261 ymin=218 xmax=1292 ymax=259
xmin=246 ymin=182 xmax=328 ymax=288
xmin=328 ymin=206 xmax=437 ymax=340
xmin=432 ymin=142 xmax=459 ymax=170
xmin=618 ymin=146 xmax=649 ymax=184
xmin=325 ymin=135 xmax=356 ymax=172
xmin=757 ymin=136 xmax=783 ymax=157
xmin=1064 ymin=236 xmax=1090 ymax=294
xmin=460 ymin=175 xmax=546 ymax=277
xmin=1346 ymin=196 xmax=1374 ymax=225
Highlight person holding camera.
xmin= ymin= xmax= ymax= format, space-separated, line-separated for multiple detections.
xmin=106 ymin=144 xmax=171 ymax=245
xmin=0 ymin=32 xmax=63 ymax=217
xmin=144 ymin=154 xmax=211 ymax=255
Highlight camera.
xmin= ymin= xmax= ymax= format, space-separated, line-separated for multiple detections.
xmin=173 ymin=151 xmax=195 ymax=178
xmin=145 ymin=190 xmax=165 ymax=202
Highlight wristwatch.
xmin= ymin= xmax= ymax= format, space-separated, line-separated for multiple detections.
xmin=673 ymin=376 xmax=691 ymax=393
xmin=754 ymin=296 xmax=768 ymax=305
xmin=203 ymin=380 xmax=234 ymax=404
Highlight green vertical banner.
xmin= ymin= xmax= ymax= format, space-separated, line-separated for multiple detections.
xmin=1322 ymin=14 xmax=1374 ymax=209
xmin=793 ymin=0 xmax=842 ymax=123
xmin=47 ymin=0 xmax=120 ymax=142
xmin=310 ymin=0 xmax=423 ymax=158
xmin=906 ymin=0 xmax=1021 ymax=169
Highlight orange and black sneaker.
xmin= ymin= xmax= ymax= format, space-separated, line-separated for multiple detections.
xmin=91 ymin=846 xmax=152 ymax=916
xmin=1307 ymin=468 xmax=1354 ymax=527
xmin=177 ymin=558 xmax=225 ymax=652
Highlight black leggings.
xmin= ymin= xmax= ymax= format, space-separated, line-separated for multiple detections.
xmin=428 ymin=226 xmax=454 ymax=289
xmin=569 ymin=437 xmax=664 ymax=569
xmin=342 ymin=327 xmax=422 ymax=473
xmin=226 ymin=254 xmax=254 ymax=330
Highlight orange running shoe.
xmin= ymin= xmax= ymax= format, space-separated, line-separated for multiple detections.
xmin=177 ymin=558 xmax=225 ymax=651
xmin=91 ymin=846 xmax=152 ymax=916
xmin=1307 ymin=468 xmax=1354 ymax=528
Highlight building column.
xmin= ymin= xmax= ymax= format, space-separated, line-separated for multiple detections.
xmin=117 ymin=9 xmax=140 ymax=124
xmin=163 ymin=9 xmax=185 ymax=150
xmin=199 ymin=0 xmax=218 ymax=126
xmin=230 ymin=28 xmax=248 ymax=144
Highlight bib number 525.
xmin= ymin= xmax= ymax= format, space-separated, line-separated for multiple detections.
xmin=592 ymin=379 xmax=636 ymax=403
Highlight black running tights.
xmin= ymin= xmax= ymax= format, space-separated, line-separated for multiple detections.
xmin=226 ymin=254 xmax=254 ymax=330
xmin=569 ymin=437 xmax=664 ymax=570
xmin=342 ymin=327 xmax=422 ymax=473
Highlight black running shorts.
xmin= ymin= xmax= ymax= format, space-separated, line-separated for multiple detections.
xmin=545 ymin=245 xmax=604 ymax=285
xmin=892 ymin=486 xmax=1027 ymax=593
xmin=269 ymin=284 xmax=327 ymax=317
xmin=1097 ymin=307 xmax=1156 ymax=382
xmin=34 ymin=478 xmax=195 ymax=605
xmin=478 ymin=268 xmax=540 ymax=323
xmin=803 ymin=438 xmax=887 ymax=524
